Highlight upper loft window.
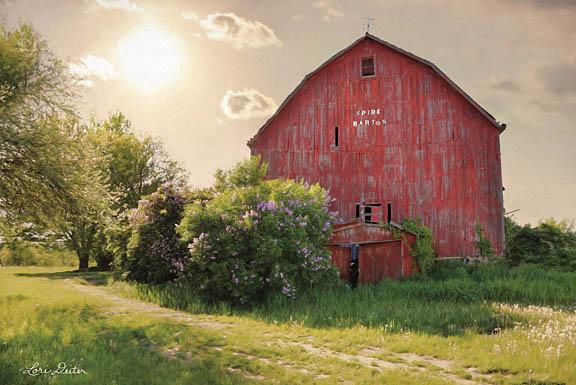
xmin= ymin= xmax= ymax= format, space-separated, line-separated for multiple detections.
xmin=355 ymin=203 xmax=381 ymax=224
xmin=361 ymin=56 xmax=375 ymax=77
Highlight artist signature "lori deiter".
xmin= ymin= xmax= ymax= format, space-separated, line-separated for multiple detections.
xmin=22 ymin=362 xmax=87 ymax=376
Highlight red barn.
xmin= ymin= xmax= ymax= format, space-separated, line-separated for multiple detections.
xmin=248 ymin=33 xmax=506 ymax=280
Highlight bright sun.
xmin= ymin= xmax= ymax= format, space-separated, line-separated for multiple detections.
xmin=117 ymin=24 xmax=184 ymax=92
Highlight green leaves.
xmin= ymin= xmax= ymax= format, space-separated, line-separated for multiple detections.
xmin=505 ymin=217 xmax=576 ymax=271
xmin=400 ymin=219 xmax=436 ymax=275
xmin=0 ymin=23 xmax=77 ymax=225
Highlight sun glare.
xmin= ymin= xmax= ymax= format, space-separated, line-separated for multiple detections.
xmin=117 ymin=24 xmax=184 ymax=92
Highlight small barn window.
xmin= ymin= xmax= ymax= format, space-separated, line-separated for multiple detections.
xmin=361 ymin=203 xmax=381 ymax=224
xmin=361 ymin=56 xmax=375 ymax=77
xmin=387 ymin=202 xmax=392 ymax=224
xmin=355 ymin=204 xmax=361 ymax=219
xmin=334 ymin=126 xmax=339 ymax=148
xmin=364 ymin=206 xmax=373 ymax=222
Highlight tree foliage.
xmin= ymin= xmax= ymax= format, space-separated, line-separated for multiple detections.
xmin=505 ymin=217 xmax=576 ymax=271
xmin=0 ymin=23 xmax=187 ymax=270
xmin=213 ymin=155 xmax=267 ymax=192
xmin=0 ymin=23 xmax=80 ymax=224
xmin=86 ymin=113 xmax=187 ymax=269
xmin=89 ymin=113 xmax=187 ymax=210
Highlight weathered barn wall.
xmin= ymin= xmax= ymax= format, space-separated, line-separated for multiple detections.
xmin=250 ymin=36 xmax=504 ymax=257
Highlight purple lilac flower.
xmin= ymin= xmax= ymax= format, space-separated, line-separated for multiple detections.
xmin=257 ymin=201 xmax=277 ymax=212
xmin=281 ymin=281 xmax=297 ymax=300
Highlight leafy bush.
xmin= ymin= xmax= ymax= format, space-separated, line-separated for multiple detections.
xmin=505 ymin=217 xmax=576 ymax=271
xmin=476 ymin=222 xmax=495 ymax=259
xmin=399 ymin=219 xmax=435 ymax=275
xmin=123 ymin=184 xmax=189 ymax=283
xmin=0 ymin=242 xmax=76 ymax=266
xmin=178 ymin=159 xmax=340 ymax=305
xmin=107 ymin=214 xmax=133 ymax=278
xmin=213 ymin=155 xmax=267 ymax=192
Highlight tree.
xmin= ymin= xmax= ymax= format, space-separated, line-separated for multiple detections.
xmin=505 ymin=217 xmax=576 ymax=271
xmin=214 ymin=155 xmax=267 ymax=192
xmin=87 ymin=113 xmax=188 ymax=269
xmin=55 ymin=119 xmax=112 ymax=270
xmin=0 ymin=23 xmax=188 ymax=270
xmin=0 ymin=22 xmax=79 ymax=224
xmin=89 ymin=112 xmax=188 ymax=210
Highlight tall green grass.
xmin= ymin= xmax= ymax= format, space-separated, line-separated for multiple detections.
xmin=111 ymin=262 xmax=576 ymax=336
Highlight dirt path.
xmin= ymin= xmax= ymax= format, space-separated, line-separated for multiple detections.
xmin=69 ymin=282 xmax=497 ymax=385
xmin=71 ymin=283 xmax=235 ymax=330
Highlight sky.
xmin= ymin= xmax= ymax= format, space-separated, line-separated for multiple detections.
xmin=1 ymin=0 xmax=575 ymax=225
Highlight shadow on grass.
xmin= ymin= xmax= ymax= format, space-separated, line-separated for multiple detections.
xmin=124 ymin=281 xmax=529 ymax=337
xmin=0 ymin=303 xmax=254 ymax=385
xmin=16 ymin=269 xmax=111 ymax=286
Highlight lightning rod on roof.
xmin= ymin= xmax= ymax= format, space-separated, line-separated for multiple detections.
xmin=363 ymin=17 xmax=374 ymax=34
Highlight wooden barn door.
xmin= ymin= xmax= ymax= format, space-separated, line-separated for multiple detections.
xmin=329 ymin=245 xmax=351 ymax=282
xmin=358 ymin=241 xmax=403 ymax=284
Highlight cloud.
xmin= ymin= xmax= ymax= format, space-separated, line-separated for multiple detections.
xmin=538 ymin=60 xmax=576 ymax=95
xmin=220 ymin=89 xmax=277 ymax=119
xmin=517 ymin=0 xmax=576 ymax=9
xmin=182 ymin=11 xmax=199 ymax=21
xmin=489 ymin=79 xmax=522 ymax=92
xmin=69 ymin=54 xmax=117 ymax=87
xmin=89 ymin=0 xmax=142 ymax=13
xmin=526 ymin=58 xmax=576 ymax=112
xmin=191 ymin=12 xmax=281 ymax=49
xmin=311 ymin=0 xmax=344 ymax=22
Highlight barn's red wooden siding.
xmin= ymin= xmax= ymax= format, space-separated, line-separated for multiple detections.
xmin=249 ymin=34 xmax=505 ymax=257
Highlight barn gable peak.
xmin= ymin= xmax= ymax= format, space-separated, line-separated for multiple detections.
xmin=248 ymin=33 xmax=506 ymax=147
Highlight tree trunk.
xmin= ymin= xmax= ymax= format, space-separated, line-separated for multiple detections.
xmin=78 ymin=251 xmax=89 ymax=270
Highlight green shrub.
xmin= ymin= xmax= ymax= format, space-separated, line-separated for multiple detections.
xmin=107 ymin=214 xmax=133 ymax=278
xmin=178 ymin=163 xmax=340 ymax=305
xmin=505 ymin=217 xmax=576 ymax=271
xmin=476 ymin=222 xmax=495 ymax=259
xmin=0 ymin=242 xmax=76 ymax=266
xmin=399 ymin=219 xmax=435 ymax=275
xmin=123 ymin=184 xmax=188 ymax=284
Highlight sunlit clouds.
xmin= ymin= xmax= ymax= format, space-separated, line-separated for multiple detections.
xmin=68 ymin=54 xmax=117 ymax=87
xmin=187 ymin=12 xmax=281 ymax=50
xmin=311 ymin=0 xmax=344 ymax=22
xmin=88 ymin=0 xmax=143 ymax=13
xmin=221 ymin=89 xmax=277 ymax=119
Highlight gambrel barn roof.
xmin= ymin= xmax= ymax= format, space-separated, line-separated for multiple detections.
xmin=248 ymin=33 xmax=506 ymax=146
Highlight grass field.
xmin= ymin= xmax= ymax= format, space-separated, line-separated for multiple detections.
xmin=1 ymin=265 xmax=575 ymax=385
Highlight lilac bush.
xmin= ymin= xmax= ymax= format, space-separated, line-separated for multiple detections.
xmin=123 ymin=184 xmax=189 ymax=283
xmin=178 ymin=177 xmax=340 ymax=305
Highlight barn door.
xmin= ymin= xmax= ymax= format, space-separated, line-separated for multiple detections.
xmin=358 ymin=241 xmax=403 ymax=284
xmin=329 ymin=245 xmax=351 ymax=282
